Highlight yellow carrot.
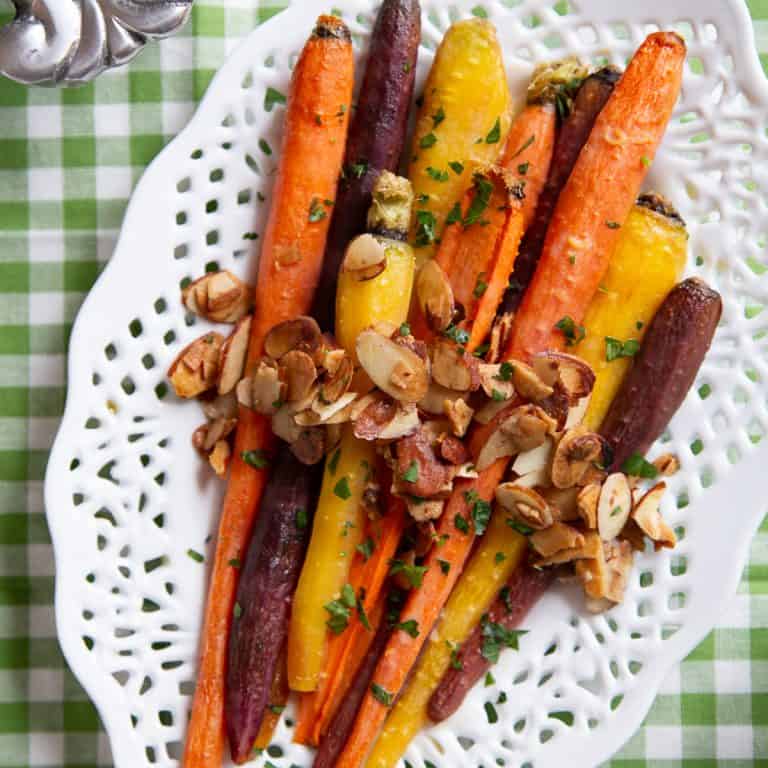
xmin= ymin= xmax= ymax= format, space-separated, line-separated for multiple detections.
xmin=575 ymin=195 xmax=688 ymax=430
xmin=365 ymin=514 xmax=528 ymax=768
xmin=288 ymin=175 xmax=416 ymax=692
xmin=408 ymin=19 xmax=511 ymax=265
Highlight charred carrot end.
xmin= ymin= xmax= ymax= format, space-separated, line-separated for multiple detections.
xmin=505 ymin=32 xmax=686 ymax=361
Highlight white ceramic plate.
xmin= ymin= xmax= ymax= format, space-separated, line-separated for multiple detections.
xmin=45 ymin=1 xmax=768 ymax=766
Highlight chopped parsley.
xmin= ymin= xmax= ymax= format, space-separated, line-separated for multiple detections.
xmin=390 ymin=559 xmax=428 ymax=588
xmin=333 ymin=476 xmax=352 ymax=500
xmin=480 ymin=615 xmax=527 ymax=663
xmin=325 ymin=584 xmax=356 ymax=634
xmin=399 ymin=322 xmax=411 ymax=336
xmin=233 ymin=601 xmax=242 ymax=619
xmin=420 ymin=132 xmax=438 ymax=149
xmin=295 ymin=507 xmax=308 ymax=529
xmin=610 ymin=506 xmax=623 ymax=517
xmin=495 ymin=551 xmax=507 ymax=564
xmin=242 ymin=231 xmax=259 ymax=240
xmin=622 ymin=452 xmax=659 ymax=479
xmin=605 ymin=220 xmax=621 ymax=229
xmin=497 ymin=361 xmax=514 ymax=381
xmin=605 ymin=336 xmax=640 ymax=362
xmin=395 ymin=619 xmax=420 ymax=637
xmin=447 ymin=641 xmax=463 ymax=669
xmin=497 ymin=691 xmax=508 ymax=704
xmin=356 ymin=537 xmax=375 ymax=561
xmin=268 ymin=704 xmax=286 ymax=715
xmin=446 ymin=201 xmax=463 ymax=225
xmin=259 ymin=139 xmax=272 ymax=155
xmin=485 ymin=671 xmax=496 ymax=687
xmin=509 ymin=134 xmax=535 ymax=159
xmin=357 ymin=588 xmax=371 ymax=630
xmin=308 ymin=197 xmax=327 ymax=222
xmin=454 ymin=514 xmax=470 ymax=534
xmin=517 ymin=162 xmax=530 ymax=175
xmin=346 ymin=159 xmax=369 ymax=179
xmin=228 ymin=558 xmax=241 ymax=568
xmin=438 ymin=559 xmax=451 ymax=574
xmin=432 ymin=106 xmax=446 ymax=128
xmin=449 ymin=160 xmax=464 ymax=175
xmin=485 ymin=117 xmax=502 ymax=144
xmin=554 ymin=315 xmax=586 ymax=346
xmin=417 ymin=193 xmax=429 ymax=204
xmin=341 ymin=520 xmax=355 ymax=537
xmin=636 ymin=320 xmax=644 ymax=331
xmin=506 ymin=518 xmax=533 ymax=536
xmin=641 ymin=155 xmax=651 ymax=167
xmin=402 ymin=460 xmax=419 ymax=483
xmin=500 ymin=585 xmax=513 ymax=613
xmin=241 ymin=450 xmax=270 ymax=469
xmin=427 ymin=166 xmax=449 ymax=182
xmin=414 ymin=210 xmax=438 ymax=247
xmin=187 ymin=549 xmax=204 ymax=563
xmin=328 ymin=448 xmax=341 ymax=475
xmin=444 ymin=324 xmax=470 ymax=345
xmin=371 ymin=682 xmax=394 ymax=706
xmin=492 ymin=389 xmax=506 ymax=402
xmin=264 ymin=87 xmax=286 ymax=112
xmin=485 ymin=701 xmax=499 ymax=724
xmin=463 ymin=174 xmax=494 ymax=226
xmin=473 ymin=274 xmax=488 ymax=299
xmin=403 ymin=61 xmax=412 ymax=73
xmin=464 ymin=490 xmax=491 ymax=535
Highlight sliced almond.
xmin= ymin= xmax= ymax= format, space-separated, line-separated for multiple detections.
xmin=416 ymin=260 xmax=454 ymax=332
xmin=192 ymin=424 xmax=208 ymax=452
xmin=343 ymin=234 xmax=387 ymax=280
xmin=406 ymin=497 xmax=444 ymax=523
xmin=439 ymin=436 xmax=469 ymax=465
xmin=182 ymin=271 xmax=250 ymax=323
xmin=290 ymin=427 xmax=326 ymax=465
xmin=512 ymin=439 xmax=553 ymax=477
xmin=551 ymin=426 xmax=608 ymax=489
xmin=443 ymin=397 xmax=474 ymax=438
xmin=418 ymin=382 xmax=469 ymax=416
xmin=487 ymin=312 xmax=514 ymax=364
xmin=281 ymin=349 xmax=318 ymax=402
xmin=218 ymin=316 xmax=252 ymax=395
xmin=476 ymin=405 xmax=555 ymax=471
xmin=478 ymin=364 xmax=515 ymax=401
xmin=620 ymin=518 xmax=647 ymax=552
xmin=209 ymin=439 xmax=231 ymax=477
xmin=510 ymin=359 xmax=554 ymax=402
xmin=202 ymin=416 xmax=237 ymax=452
xmin=168 ymin=332 xmax=225 ymax=398
xmin=513 ymin=467 xmax=550 ymax=489
xmin=473 ymin=397 xmax=511 ymax=425
xmin=264 ymin=316 xmax=322 ymax=360
xmin=238 ymin=359 xmax=285 ymax=415
xmin=495 ymin=484 xmax=554 ymax=530
xmin=530 ymin=522 xmax=584 ymax=558
xmin=430 ymin=339 xmax=478 ymax=391
xmin=585 ymin=597 xmax=616 ymax=614
xmin=632 ymin=482 xmax=676 ymax=548
xmin=319 ymin=354 xmax=353 ymax=404
xmin=575 ymin=545 xmax=608 ymax=599
xmin=378 ymin=402 xmax=420 ymax=440
xmin=296 ymin=391 xmax=358 ymax=426
xmin=532 ymin=352 xmax=595 ymax=403
xmin=271 ymin=403 xmax=303 ymax=443
xmin=542 ymin=486 xmax=580 ymax=521
xmin=564 ymin=394 xmax=591 ymax=430
xmin=603 ymin=539 xmax=634 ymax=603
xmin=597 ymin=472 xmax=632 ymax=541
xmin=576 ymin=483 xmax=600 ymax=529
xmin=535 ymin=530 xmax=602 ymax=566
xmin=653 ymin=453 xmax=680 ymax=477
xmin=201 ymin=390 xmax=238 ymax=421
xmin=356 ymin=329 xmax=429 ymax=403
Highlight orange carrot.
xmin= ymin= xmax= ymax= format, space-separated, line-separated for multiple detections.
xmin=253 ymin=653 xmax=289 ymax=750
xmin=182 ymin=17 xmax=353 ymax=767
xmin=506 ymin=32 xmax=686 ymax=360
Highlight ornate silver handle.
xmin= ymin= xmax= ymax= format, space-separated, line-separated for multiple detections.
xmin=0 ymin=0 xmax=193 ymax=86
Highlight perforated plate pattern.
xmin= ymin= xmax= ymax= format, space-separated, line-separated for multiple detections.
xmin=45 ymin=1 xmax=768 ymax=766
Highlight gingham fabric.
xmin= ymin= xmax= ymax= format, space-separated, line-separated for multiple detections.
xmin=0 ymin=1 xmax=765 ymax=766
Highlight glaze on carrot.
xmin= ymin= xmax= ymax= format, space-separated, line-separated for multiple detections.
xmin=182 ymin=17 xmax=353 ymax=767
xmin=506 ymin=32 xmax=686 ymax=360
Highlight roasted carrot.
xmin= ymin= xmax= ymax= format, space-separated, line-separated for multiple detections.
xmin=253 ymin=652 xmax=289 ymax=750
xmin=182 ymin=17 xmax=353 ymax=767
xmin=333 ymin=466 xmax=505 ymax=768
xmin=501 ymin=67 xmax=621 ymax=312
xmin=505 ymin=32 xmax=686 ymax=361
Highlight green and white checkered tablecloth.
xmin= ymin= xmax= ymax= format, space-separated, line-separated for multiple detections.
xmin=0 ymin=1 xmax=766 ymax=765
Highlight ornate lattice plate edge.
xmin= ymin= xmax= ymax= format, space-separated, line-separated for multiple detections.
xmin=45 ymin=0 xmax=768 ymax=766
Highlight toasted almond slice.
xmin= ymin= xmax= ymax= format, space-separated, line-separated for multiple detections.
xmin=487 ymin=312 xmax=514 ymax=364
xmin=597 ymin=473 xmax=632 ymax=541
xmin=473 ymin=397 xmax=511 ymax=425
xmin=202 ymin=416 xmax=237 ymax=452
xmin=444 ymin=397 xmax=474 ymax=438
xmin=509 ymin=359 xmax=553 ymax=402
xmin=575 ymin=546 xmax=608 ymax=599
xmin=631 ymin=482 xmax=676 ymax=548
xmin=290 ymin=427 xmax=326 ymax=465
xmin=201 ymin=390 xmax=238 ymax=421
xmin=218 ymin=316 xmax=252 ymax=395
xmin=478 ymin=363 xmax=515 ymax=400
xmin=530 ymin=522 xmax=584 ymax=558
xmin=476 ymin=405 xmax=555 ymax=471
xmin=531 ymin=352 xmax=595 ymax=403
xmin=264 ymin=316 xmax=323 ymax=360
xmin=295 ymin=391 xmax=358 ymax=426
xmin=378 ymin=403 xmax=420 ymax=441
xmin=535 ymin=530 xmax=602 ymax=566
xmin=209 ymin=439 xmax=231 ymax=477
xmin=653 ymin=453 xmax=680 ymax=477
xmin=564 ymin=393 xmax=591 ymax=430
xmin=495 ymin=484 xmax=554 ymax=530
xmin=603 ymin=539 xmax=634 ymax=603
xmin=512 ymin=438 xmax=554 ymax=477
xmin=430 ymin=339 xmax=478 ymax=391
xmin=281 ymin=349 xmax=318 ymax=402
xmin=271 ymin=404 xmax=303 ymax=443
xmin=356 ymin=329 xmax=429 ymax=403
xmin=455 ymin=462 xmax=479 ymax=479
xmin=576 ymin=482 xmax=600 ymax=529
xmin=542 ymin=486 xmax=580 ymax=521
xmin=416 ymin=260 xmax=454 ymax=331
xmin=585 ymin=597 xmax=616 ymax=614
xmin=182 ymin=271 xmax=250 ymax=323
xmin=406 ymin=497 xmax=444 ymax=523
xmin=513 ymin=467 xmax=550 ymax=489
xmin=168 ymin=332 xmax=225 ymax=398
xmin=551 ymin=426 xmax=608 ymax=489
xmin=419 ymin=382 xmax=469 ymax=416
xmin=343 ymin=233 xmax=387 ymax=278
xmin=620 ymin=518 xmax=647 ymax=551
xmin=320 ymin=354 xmax=353 ymax=404
xmin=242 ymin=359 xmax=285 ymax=415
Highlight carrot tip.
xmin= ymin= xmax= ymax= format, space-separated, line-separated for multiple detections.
xmin=314 ymin=15 xmax=352 ymax=41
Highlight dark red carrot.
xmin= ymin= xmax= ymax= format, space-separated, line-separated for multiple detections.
xmin=225 ymin=451 xmax=321 ymax=764
xmin=312 ymin=0 xmax=421 ymax=330
xmin=427 ymin=565 xmax=554 ymax=722
xmin=501 ymin=67 xmax=621 ymax=312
